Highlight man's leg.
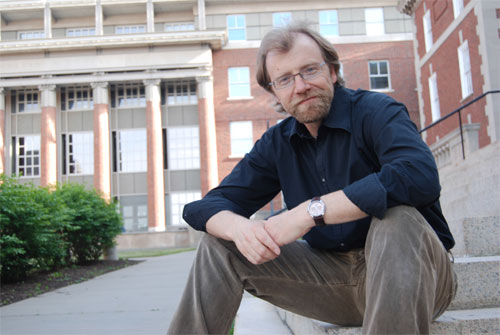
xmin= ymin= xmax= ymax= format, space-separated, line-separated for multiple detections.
xmin=167 ymin=234 xmax=366 ymax=334
xmin=362 ymin=206 xmax=457 ymax=334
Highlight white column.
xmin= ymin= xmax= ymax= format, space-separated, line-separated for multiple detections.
xmin=44 ymin=1 xmax=52 ymax=38
xmin=95 ymin=0 xmax=103 ymax=36
xmin=39 ymin=84 xmax=58 ymax=187
xmin=197 ymin=0 xmax=206 ymax=30
xmin=147 ymin=0 xmax=155 ymax=33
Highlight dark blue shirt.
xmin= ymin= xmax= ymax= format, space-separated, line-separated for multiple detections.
xmin=183 ymin=85 xmax=455 ymax=251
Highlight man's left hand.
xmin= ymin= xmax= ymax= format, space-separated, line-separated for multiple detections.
xmin=264 ymin=206 xmax=313 ymax=246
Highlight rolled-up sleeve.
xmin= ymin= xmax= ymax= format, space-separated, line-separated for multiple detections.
xmin=343 ymin=100 xmax=440 ymax=219
xmin=182 ymin=131 xmax=281 ymax=232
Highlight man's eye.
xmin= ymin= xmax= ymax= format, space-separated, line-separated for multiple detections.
xmin=303 ymin=66 xmax=319 ymax=75
xmin=277 ymin=76 xmax=292 ymax=86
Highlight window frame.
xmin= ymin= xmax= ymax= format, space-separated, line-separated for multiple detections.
xmin=66 ymin=27 xmax=96 ymax=37
xmin=165 ymin=22 xmax=195 ymax=32
xmin=423 ymin=10 xmax=433 ymax=53
xmin=18 ymin=31 xmax=45 ymax=40
xmin=115 ymin=25 xmax=146 ymax=34
xmin=319 ymin=10 xmax=339 ymax=37
xmin=452 ymin=0 xmax=464 ymax=19
xmin=365 ymin=8 xmax=385 ymax=36
xmin=428 ymin=72 xmax=441 ymax=122
xmin=457 ymin=40 xmax=473 ymax=99
xmin=227 ymin=14 xmax=246 ymax=41
xmin=368 ymin=60 xmax=391 ymax=91
xmin=14 ymin=135 xmax=41 ymax=178
xmin=62 ymin=131 xmax=94 ymax=176
xmin=228 ymin=67 xmax=251 ymax=99
xmin=113 ymin=83 xmax=146 ymax=108
xmin=166 ymin=126 xmax=201 ymax=171
xmin=166 ymin=80 xmax=197 ymax=105
xmin=116 ymin=129 xmax=148 ymax=173
xmin=14 ymin=89 xmax=40 ymax=114
xmin=230 ymin=121 xmax=253 ymax=157
xmin=62 ymin=86 xmax=94 ymax=111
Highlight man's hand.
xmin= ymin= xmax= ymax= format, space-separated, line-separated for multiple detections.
xmin=265 ymin=208 xmax=314 ymax=246
xmin=231 ymin=220 xmax=281 ymax=265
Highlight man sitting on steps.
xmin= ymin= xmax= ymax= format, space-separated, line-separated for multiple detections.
xmin=168 ymin=22 xmax=457 ymax=335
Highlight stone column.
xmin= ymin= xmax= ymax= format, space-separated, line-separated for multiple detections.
xmin=197 ymin=76 xmax=218 ymax=195
xmin=144 ymin=79 xmax=166 ymax=232
xmin=197 ymin=0 xmax=207 ymax=30
xmin=0 ymin=88 xmax=5 ymax=175
xmin=95 ymin=0 xmax=103 ymax=36
xmin=39 ymin=85 xmax=57 ymax=187
xmin=91 ymin=81 xmax=111 ymax=200
xmin=44 ymin=1 xmax=52 ymax=38
xmin=146 ymin=0 xmax=155 ymax=33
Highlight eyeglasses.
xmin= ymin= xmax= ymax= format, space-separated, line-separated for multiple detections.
xmin=269 ymin=62 xmax=327 ymax=90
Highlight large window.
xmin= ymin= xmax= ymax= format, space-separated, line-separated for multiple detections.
xmin=167 ymin=126 xmax=200 ymax=170
xmin=165 ymin=22 xmax=195 ymax=32
xmin=14 ymin=89 xmax=39 ymax=113
xmin=428 ymin=73 xmax=440 ymax=122
xmin=365 ymin=8 xmax=384 ymax=36
xmin=369 ymin=60 xmax=391 ymax=90
xmin=62 ymin=86 xmax=93 ymax=111
xmin=62 ymin=132 xmax=94 ymax=175
xmin=115 ymin=25 xmax=146 ymax=34
xmin=453 ymin=0 xmax=464 ymax=19
xmin=228 ymin=67 xmax=251 ymax=98
xmin=230 ymin=121 xmax=253 ymax=156
xmin=120 ymin=195 xmax=148 ymax=232
xmin=112 ymin=84 xmax=146 ymax=108
xmin=66 ymin=28 xmax=95 ymax=37
xmin=319 ymin=10 xmax=339 ymax=37
xmin=18 ymin=31 xmax=45 ymax=40
xmin=117 ymin=129 xmax=147 ymax=172
xmin=423 ymin=10 xmax=433 ymax=52
xmin=166 ymin=81 xmax=197 ymax=105
xmin=15 ymin=135 xmax=40 ymax=177
xmin=273 ymin=12 xmax=292 ymax=27
xmin=458 ymin=41 xmax=473 ymax=99
xmin=227 ymin=15 xmax=246 ymax=41
xmin=170 ymin=191 xmax=201 ymax=226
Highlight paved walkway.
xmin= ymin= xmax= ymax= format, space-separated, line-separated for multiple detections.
xmin=0 ymin=251 xmax=196 ymax=335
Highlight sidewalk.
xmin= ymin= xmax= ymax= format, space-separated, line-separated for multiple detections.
xmin=0 ymin=250 xmax=196 ymax=335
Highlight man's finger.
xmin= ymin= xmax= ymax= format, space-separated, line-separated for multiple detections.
xmin=255 ymin=225 xmax=281 ymax=256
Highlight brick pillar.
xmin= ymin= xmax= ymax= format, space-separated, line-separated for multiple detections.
xmin=0 ymin=88 xmax=5 ymax=175
xmin=197 ymin=76 xmax=219 ymax=195
xmin=144 ymin=79 xmax=166 ymax=232
xmin=39 ymin=85 xmax=57 ymax=187
xmin=91 ymin=81 xmax=111 ymax=200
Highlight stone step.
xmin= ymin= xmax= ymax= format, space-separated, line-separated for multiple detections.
xmin=451 ymin=255 xmax=500 ymax=310
xmin=448 ymin=216 xmax=500 ymax=257
xmin=276 ymin=307 xmax=500 ymax=334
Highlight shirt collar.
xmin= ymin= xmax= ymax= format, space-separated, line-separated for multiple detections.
xmin=288 ymin=85 xmax=353 ymax=143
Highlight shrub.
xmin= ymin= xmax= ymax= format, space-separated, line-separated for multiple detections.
xmin=0 ymin=175 xmax=69 ymax=282
xmin=55 ymin=183 xmax=123 ymax=264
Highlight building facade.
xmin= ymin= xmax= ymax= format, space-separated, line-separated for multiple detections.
xmin=398 ymin=0 xmax=500 ymax=167
xmin=0 ymin=0 xmax=418 ymax=247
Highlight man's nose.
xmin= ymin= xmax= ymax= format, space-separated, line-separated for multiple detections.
xmin=294 ymin=74 xmax=311 ymax=93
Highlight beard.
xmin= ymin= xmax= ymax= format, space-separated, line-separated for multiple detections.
xmin=285 ymin=88 xmax=333 ymax=125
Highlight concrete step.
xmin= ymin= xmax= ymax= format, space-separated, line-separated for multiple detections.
xmin=276 ymin=307 xmax=500 ymax=334
xmin=449 ymin=216 xmax=500 ymax=257
xmin=451 ymin=255 xmax=500 ymax=310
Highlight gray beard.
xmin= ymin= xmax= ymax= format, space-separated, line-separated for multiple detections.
xmin=288 ymin=93 xmax=332 ymax=124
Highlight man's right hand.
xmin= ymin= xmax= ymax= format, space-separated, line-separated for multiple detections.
xmin=206 ymin=211 xmax=281 ymax=265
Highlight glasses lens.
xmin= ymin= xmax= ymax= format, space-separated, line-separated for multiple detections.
xmin=301 ymin=64 xmax=322 ymax=79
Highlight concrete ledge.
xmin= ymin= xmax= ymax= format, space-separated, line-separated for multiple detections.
xmin=235 ymin=295 xmax=292 ymax=335
xmin=116 ymin=229 xmax=196 ymax=250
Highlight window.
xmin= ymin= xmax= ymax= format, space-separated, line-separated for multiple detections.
xmin=452 ymin=0 xmax=464 ymax=19
xmin=369 ymin=61 xmax=391 ymax=90
xmin=319 ymin=10 xmax=339 ymax=37
xmin=113 ymin=84 xmax=146 ymax=107
xmin=117 ymin=129 xmax=147 ymax=172
xmin=170 ymin=191 xmax=201 ymax=226
xmin=428 ymin=73 xmax=440 ymax=122
xmin=365 ymin=8 xmax=384 ymax=36
xmin=15 ymin=135 xmax=40 ymax=177
xmin=273 ymin=12 xmax=292 ymax=27
xmin=165 ymin=22 xmax=195 ymax=32
xmin=120 ymin=195 xmax=148 ymax=232
xmin=230 ymin=121 xmax=253 ymax=156
xmin=15 ymin=89 xmax=39 ymax=113
xmin=62 ymin=132 xmax=94 ymax=175
xmin=423 ymin=10 xmax=433 ymax=52
xmin=66 ymin=28 xmax=96 ymax=37
xmin=228 ymin=67 xmax=251 ymax=98
xmin=458 ymin=41 xmax=473 ymax=99
xmin=18 ymin=31 xmax=45 ymax=40
xmin=167 ymin=127 xmax=200 ymax=170
xmin=166 ymin=81 xmax=197 ymax=105
xmin=62 ymin=86 xmax=93 ymax=111
xmin=227 ymin=15 xmax=246 ymax=41
xmin=115 ymin=25 xmax=146 ymax=34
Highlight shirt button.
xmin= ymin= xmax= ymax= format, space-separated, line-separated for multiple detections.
xmin=340 ymin=243 xmax=345 ymax=247
xmin=321 ymin=178 xmax=326 ymax=183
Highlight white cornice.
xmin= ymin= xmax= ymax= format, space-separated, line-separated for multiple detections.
xmin=0 ymin=30 xmax=227 ymax=54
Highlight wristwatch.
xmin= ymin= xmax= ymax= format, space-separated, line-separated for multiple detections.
xmin=307 ymin=196 xmax=326 ymax=226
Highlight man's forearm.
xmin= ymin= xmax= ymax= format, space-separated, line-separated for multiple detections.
xmin=206 ymin=210 xmax=245 ymax=241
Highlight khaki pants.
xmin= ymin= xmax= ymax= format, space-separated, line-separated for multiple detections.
xmin=168 ymin=206 xmax=457 ymax=334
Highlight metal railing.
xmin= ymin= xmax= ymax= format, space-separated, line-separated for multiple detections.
xmin=419 ymin=90 xmax=500 ymax=160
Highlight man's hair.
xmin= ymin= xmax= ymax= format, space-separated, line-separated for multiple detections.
xmin=256 ymin=21 xmax=345 ymax=93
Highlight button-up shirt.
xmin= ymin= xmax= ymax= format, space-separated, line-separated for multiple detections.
xmin=183 ymin=85 xmax=455 ymax=251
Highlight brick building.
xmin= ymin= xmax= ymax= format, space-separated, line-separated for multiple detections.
xmin=397 ymin=0 xmax=500 ymax=168
xmin=0 ymin=0 xmax=419 ymax=249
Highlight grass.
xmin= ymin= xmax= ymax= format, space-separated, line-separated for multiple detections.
xmin=117 ymin=247 xmax=196 ymax=259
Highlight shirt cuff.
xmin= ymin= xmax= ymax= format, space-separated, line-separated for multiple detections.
xmin=343 ymin=173 xmax=387 ymax=219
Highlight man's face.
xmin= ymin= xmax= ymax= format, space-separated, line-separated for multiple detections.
xmin=266 ymin=33 xmax=337 ymax=125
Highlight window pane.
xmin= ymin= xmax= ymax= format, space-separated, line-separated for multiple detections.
xmin=119 ymin=129 xmax=147 ymax=172
xmin=230 ymin=121 xmax=253 ymax=156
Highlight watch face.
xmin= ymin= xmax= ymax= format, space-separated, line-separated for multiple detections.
xmin=309 ymin=201 xmax=324 ymax=217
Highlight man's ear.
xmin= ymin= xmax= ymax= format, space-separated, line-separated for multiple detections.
xmin=330 ymin=66 xmax=338 ymax=84
xmin=271 ymin=96 xmax=287 ymax=115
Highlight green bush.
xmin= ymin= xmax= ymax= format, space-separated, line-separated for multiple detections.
xmin=0 ymin=175 xmax=69 ymax=282
xmin=55 ymin=183 xmax=123 ymax=264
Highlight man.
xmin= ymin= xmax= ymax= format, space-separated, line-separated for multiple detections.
xmin=168 ymin=23 xmax=456 ymax=335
